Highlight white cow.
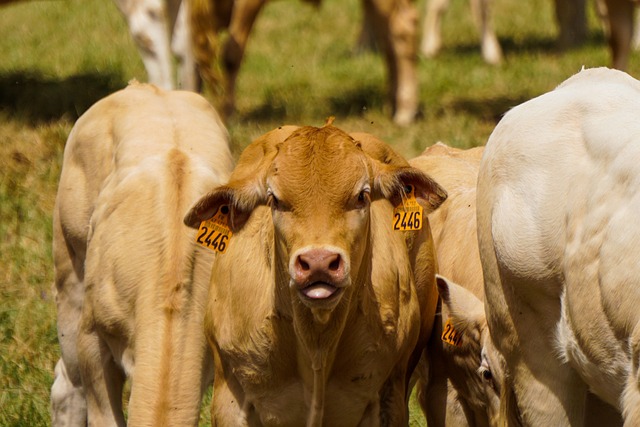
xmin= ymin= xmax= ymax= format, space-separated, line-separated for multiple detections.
xmin=50 ymin=82 xmax=233 ymax=426
xmin=477 ymin=67 xmax=639 ymax=425
xmin=114 ymin=0 xmax=198 ymax=90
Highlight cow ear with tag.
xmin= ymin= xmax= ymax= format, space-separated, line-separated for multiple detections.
xmin=373 ymin=163 xmax=448 ymax=214
xmin=184 ymin=183 xmax=262 ymax=231
xmin=185 ymin=125 xmax=300 ymax=231
xmin=436 ymin=275 xmax=485 ymax=344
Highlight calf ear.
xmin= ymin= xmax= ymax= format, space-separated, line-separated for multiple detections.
xmin=374 ymin=164 xmax=448 ymax=214
xmin=436 ymin=274 xmax=485 ymax=333
xmin=184 ymin=181 xmax=265 ymax=231
xmin=185 ymin=125 xmax=300 ymax=231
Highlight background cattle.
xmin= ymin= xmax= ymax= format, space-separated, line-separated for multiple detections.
xmin=410 ymin=143 xmax=502 ymax=427
xmin=51 ymin=83 xmax=233 ymax=425
xmin=188 ymin=0 xmax=420 ymax=125
xmin=477 ymin=67 xmax=638 ymax=425
xmin=183 ymin=123 xmax=446 ymax=424
xmin=420 ymin=0 xmax=637 ymax=70
xmin=113 ymin=0 xmax=198 ymax=90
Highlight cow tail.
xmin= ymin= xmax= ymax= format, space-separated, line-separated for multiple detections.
xmin=189 ymin=0 xmax=219 ymax=91
xmin=500 ymin=371 xmax=523 ymax=427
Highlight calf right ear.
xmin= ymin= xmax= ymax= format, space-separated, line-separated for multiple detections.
xmin=184 ymin=181 xmax=266 ymax=231
xmin=436 ymin=275 xmax=485 ymax=334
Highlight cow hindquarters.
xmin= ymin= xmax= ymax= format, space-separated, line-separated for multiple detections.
xmin=477 ymin=191 xmax=586 ymax=425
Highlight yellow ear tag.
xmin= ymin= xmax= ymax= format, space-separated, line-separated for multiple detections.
xmin=393 ymin=185 xmax=423 ymax=231
xmin=442 ymin=318 xmax=463 ymax=347
xmin=196 ymin=206 xmax=233 ymax=254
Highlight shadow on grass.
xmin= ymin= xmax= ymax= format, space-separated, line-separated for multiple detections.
xmin=240 ymin=81 xmax=387 ymax=122
xmin=0 ymin=71 xmax=125 ymax=125
xmin=444 ymin=95 xmax=530 ymax=123
xmin=446 ymin=31 xmax=607 ymax=58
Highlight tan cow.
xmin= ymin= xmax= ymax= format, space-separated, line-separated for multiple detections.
xmin=50 ymin=82 xmax=233 ymax=426
xmin=189 ymin=0 xmax=420 ymax=125
xmin=477 ymin=67 xmax=640 ymax=425
xmin=184 ymin=123 xmax=447 ymax=425
xmin=409 ymin=143 xmax=502 ymax=427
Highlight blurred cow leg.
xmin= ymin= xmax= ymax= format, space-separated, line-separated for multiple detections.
xmin=420 ymin=0 xmax=449 ymax=58
xmin=172 ymin=0 xmax=200 ymax=90
xmin=114 ymin=0 xmax=174 ymax=89
xmin=221 ymin=0 xmax=267 ymax=118
xmin=555 ymin=0 xmax=588 ymax=49
xmin=471 ymin=0 xmax=502 ymax=64
xmin=365 ymin=0 xmax=419 ymax=125
xmin=604 ymin=0 xmax=635 ymax=70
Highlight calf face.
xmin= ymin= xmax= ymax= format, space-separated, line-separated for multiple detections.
xmin=437 ymin=275 xmax=503 ymax=426
xmin=186 ymin=124 xmax=446 ymax=321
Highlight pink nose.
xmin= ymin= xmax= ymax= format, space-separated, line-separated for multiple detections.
xmin=293 ymin=248 xmax=346 ymax=288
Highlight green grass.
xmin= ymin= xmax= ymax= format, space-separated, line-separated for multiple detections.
xmin=1 ymin=0 xmax=638 ymax=425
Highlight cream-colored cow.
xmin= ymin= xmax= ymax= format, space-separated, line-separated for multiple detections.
xmin=477 ymin=67 xmax=639 ymax=425
xmin=50 ymin=83 xmax=233 ymax=426
xmin=411 ymin=143 xmax=503 ymax=427
xmin=184 ymin=123 xmax=446 ymax=425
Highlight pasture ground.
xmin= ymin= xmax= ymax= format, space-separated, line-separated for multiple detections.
xmin=1 ymin=0 xmax=637 ymax=425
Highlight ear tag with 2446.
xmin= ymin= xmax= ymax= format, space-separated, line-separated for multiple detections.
xmin=196 ymin=206 xmax=232 ymax=254
xmin=393 ymin=185 xmax=423 ymax=231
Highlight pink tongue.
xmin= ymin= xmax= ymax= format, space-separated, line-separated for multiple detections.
xmin=302 ymin=283 xmax=337 ymax=299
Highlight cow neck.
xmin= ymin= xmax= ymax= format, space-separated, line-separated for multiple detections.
xmin=271 ymin=225 xmax=374 ymax=426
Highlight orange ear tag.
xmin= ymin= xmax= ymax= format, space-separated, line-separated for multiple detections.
xmin=442 ymin=318 xmax=463 ymax=347
xmin=196 ymin=206 xmax=233 ymax=254
xmin=393 ymin=185 xmax=423 ymax=231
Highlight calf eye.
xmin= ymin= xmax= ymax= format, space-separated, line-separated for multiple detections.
xmin=478 ymin=366 xmax=492 ymax=381
xmin=355 ymin=187 xmax=370 ymax=208
xmin=267 ymin=189 xmax=280 ymax=209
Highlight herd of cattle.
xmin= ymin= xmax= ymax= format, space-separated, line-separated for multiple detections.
xmin=5 ymin=0 xmax=637 ymax=425
xmin=48 ymin=65 xmax=640 ymax=426
xmin=104 ymin=0 xmax=638 ymax=125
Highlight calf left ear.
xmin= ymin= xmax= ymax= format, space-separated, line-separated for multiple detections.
xmin=374 ymin=164 xmax=448 ymax=214
xmin=184 ymin=181 xmax=265 ymax=231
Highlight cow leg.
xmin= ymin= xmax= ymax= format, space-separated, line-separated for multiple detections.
xmin=114 ymin=0 xmax=174 ymax=89
xmin=420 ymin=0 xmax=449 ymax=58
xmin=378 ymin=366 xmax=410 ymax=426
xmin=470 ymin=0 xmax=502 ymax=65
xmin=365 ymin=0 xmax=419 ymax=126
xmin=171 ymin=0 xmax=200 ymax=90
xmin=51 ymin=215 xmax=87 ymax=427
xmin=222 ymin=0 xmax=268 ymax=119
xmin=554 ymin=0 xmax=588 ymax=49
xmin=604 ymin=0 xmax=634 ymax=70
xmin=77 ymin=328 xmax=126 ymax=427
xmin=622 ymin=325 xmax=640 ymax=424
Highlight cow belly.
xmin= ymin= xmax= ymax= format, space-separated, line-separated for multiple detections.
xmin=557 ymin=173 xmax=640 ymax=408
xmin=249 ymin=380 xmax=378 ymax=426
xmin=556 ymin=288 xmax=628 ymax=409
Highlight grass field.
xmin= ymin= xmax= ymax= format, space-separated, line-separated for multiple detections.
xmin=1 ymin=0 xmax=638 ymax=425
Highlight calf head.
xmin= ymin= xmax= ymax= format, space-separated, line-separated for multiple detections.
xmin=436 ymin=275 xmax=504 ymax=426
xmin=186 ymin=124 xmax=445 ymax=323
